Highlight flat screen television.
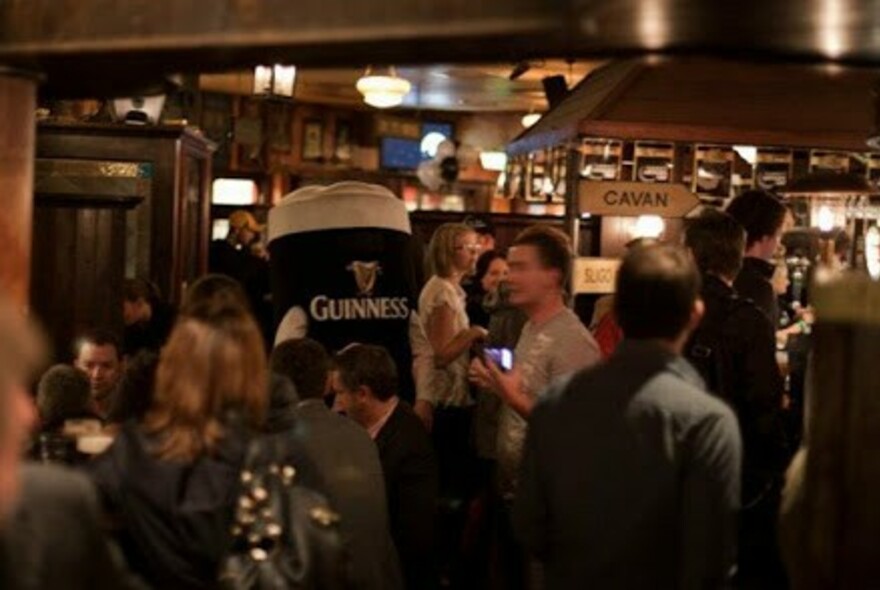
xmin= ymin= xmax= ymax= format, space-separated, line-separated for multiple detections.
xmin=380 ymin=137 xmax=423 ymax=170
xmin=380 ymin=122 xmax=454 ymax=171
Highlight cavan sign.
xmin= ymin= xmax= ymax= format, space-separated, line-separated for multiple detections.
xmin=579 ymin=181 xmax=701 ymax=217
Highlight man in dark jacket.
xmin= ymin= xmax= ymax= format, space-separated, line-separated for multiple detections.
xmin=726 ymin=190 xmax=792 ymax=326
xmin=333 ymin=344 xmax=439 ymax=590
xmin=208 ymin=210 xmax=272 ymax=342
xmin=122 ymin=278 xmax=176 ymax=357
xmin=685 ymin=209 xmax=789 ymax=588
xmin=272 ymin=338 xmax=403 ymax=590
xmin=514 ymin=244 xmax=742 ymax=589
xmin=6 ymin=466 xmax=147 ymax=590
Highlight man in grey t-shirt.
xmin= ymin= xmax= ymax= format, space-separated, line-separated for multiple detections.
xmin=470 ymin=226 xmax=600 ymax=495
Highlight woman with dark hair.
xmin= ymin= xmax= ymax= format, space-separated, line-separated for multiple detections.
xmin=465 ymin=250 xmax=509 ymax=329
xmin=32 ymin=364 xmax=101 ymax=465
xmin=89 ymin=306 xmax=317 ymax=589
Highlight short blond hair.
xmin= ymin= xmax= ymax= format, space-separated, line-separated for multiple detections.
xmin=427 ymin=223 xmax=476 ymax=278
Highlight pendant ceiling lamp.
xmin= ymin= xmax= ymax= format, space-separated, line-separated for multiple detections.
xmin=356 ymin=66 xmax=412 ymax=109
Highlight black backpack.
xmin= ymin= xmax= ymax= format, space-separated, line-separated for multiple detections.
xmin=218 ymin=434 xmax=352 ymax=590
xmin=685 ymin=293 xmax=753 ymax=403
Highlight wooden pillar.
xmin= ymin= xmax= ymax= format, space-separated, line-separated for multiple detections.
xmin=0 ymin=70 xmax=37 ymax=307
xmin=563 ymin=144 xmax=581 ymax=249
xmin=780 ymin=272 xmax=880 ymax=589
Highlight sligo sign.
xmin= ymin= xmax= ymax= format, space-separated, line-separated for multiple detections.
xmin=579 ymin=181 xmax=700 ymax=217
xmin=572 ymin=257 xmax=622 ymax=295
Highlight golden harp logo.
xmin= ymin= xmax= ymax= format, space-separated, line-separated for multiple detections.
xmin=347 ymin=261 xmax=381 ymax=297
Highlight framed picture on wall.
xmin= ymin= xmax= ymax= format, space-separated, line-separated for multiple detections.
xmin=302 ymin=119 xmax=324 ymax=161
xmin=693 ymin=145 xmax=734 ymax=199
xmin=526 ymin=150 xmax=548 ymax=202
xmin=266 ymin=103 xmax=293 ymax=153
xmin=754 ymin=148 xmax=793 ymax=190
xmin=551 ymin=147 xmax=568 ymax=204
xmin=580 ymin=138 xmax=623 ymax=181
xmin=634 ymin=141 xmax=674 ymax=183
xmin=810 ymin=150 xmax=851 ymax=174
xmin=334 ymin=120 xmax=353 ymax=162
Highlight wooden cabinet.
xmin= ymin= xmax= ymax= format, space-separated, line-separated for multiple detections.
xmin=33 ymin=123 xmax=214 ymax=358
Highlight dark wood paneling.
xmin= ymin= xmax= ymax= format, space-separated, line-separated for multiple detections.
xmin=36 ymin=123 xmax=215 ymax=303
xmin=31 ymin=203 xmax=126 ymax=361
xmin=33 ymin=123 xmax=214 ymax=359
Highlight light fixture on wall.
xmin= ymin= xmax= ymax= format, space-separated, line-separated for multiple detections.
xmin=521 ymin=112 xmax=542 ymax=128
xmin=212 ymin=178 xmax=259 ymax=206
xmin=733 ymin=145 xmax=758 ymax=166
xmin=356 ymin=67 xmax=412 ymax=109
xmin=814 ymin=204 xmax=837 ymax=233
xmin=479 ymin=151 xmax=508 ymax=172
xmin=633 ymin=215 xmax=666 ymax=239
xmin=253 ymin=64 xmax=297 ymax=98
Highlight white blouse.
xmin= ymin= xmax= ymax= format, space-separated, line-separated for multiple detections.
xmin=412 ymin=275 xmax=473 ymax=408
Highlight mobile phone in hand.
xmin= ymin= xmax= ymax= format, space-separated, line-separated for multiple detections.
xmin=484 ymin=347 xmax=513 ymax=372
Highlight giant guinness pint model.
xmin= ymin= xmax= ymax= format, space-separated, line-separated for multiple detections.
xmin=268 ymin=182 xmax=420 ymax=399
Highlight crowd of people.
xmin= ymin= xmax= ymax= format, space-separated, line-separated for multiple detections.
xmin=0 ymin=189 xmax=813 ymax=589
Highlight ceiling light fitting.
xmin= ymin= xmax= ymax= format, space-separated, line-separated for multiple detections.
xmin=356 ymin=66 xmax=412 ymax=109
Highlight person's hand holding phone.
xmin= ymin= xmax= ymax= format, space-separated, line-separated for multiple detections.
xmin=468 ymin=351 xmax=530 ymax=417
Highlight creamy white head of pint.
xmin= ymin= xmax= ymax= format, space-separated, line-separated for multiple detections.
xmin=268 ymin=181 xmax=412 ymax=242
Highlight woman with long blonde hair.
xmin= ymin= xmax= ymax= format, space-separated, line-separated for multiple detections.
xmin=413 ymin=223 xmax=487 ymax=425
xmin=90 ymin=306 xmax=271 ymax=589
xmin=411 ymin=223 xmax=486 ymax=583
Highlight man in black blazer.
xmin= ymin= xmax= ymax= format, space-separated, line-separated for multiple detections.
xmin=271 ymin=338 xmax=403 ymax=590
xmin=333 ymin=344 xmax=439 ymax=590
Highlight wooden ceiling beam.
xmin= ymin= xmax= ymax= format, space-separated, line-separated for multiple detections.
xmin=7 ymin=1 xmax=880 ymax=98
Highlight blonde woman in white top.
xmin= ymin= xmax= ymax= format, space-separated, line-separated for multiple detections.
xmin=413 ymin=223 xmax=487 ymax=582
xmin=413 ymin=223 xmax=487 ymax=430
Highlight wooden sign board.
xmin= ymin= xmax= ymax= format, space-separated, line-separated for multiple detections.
xmin=572 ymin=257 xmax=621 ymax=294
xmin=579 ymin=181 xmax=700 ymax=217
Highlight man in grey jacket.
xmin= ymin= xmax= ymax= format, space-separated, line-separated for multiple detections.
xmin=271 ymin=338 xmax=403 ymax=590
xmin=514 ymin=244 xmax=742 ymax=589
